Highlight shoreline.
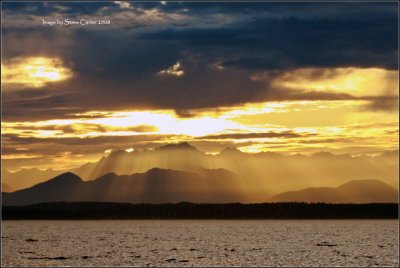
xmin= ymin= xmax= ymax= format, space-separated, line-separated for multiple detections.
xmin=3 ymin=202 xmax=398 ymax=220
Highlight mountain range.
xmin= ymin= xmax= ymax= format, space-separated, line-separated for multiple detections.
xmin=2 ymin=168 xmax=397 ymax=206
xmin=2 ymin=143 xmax=398 ymax=196
xmin=2 ymin=168 xmax=256 ymax=206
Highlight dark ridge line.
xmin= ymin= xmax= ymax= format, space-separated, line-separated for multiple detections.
xmin=2 ymin=202 xmax=398 ymax=220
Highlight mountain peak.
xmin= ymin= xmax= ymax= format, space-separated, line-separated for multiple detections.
xmin=96 ymin=172 xmax=119 ymax=181
xmin=50 ymin=172 xmax=82 ymax=183
xmin=28 ymin=172 xmax=82 ymax=189
xmin=291 ymin=153 xmax=306 ymax=158
xmin=219 ymin=147 xmax=243 ymax=155
xmin=311 ymin=151 xmax=334 ymax=158
xmin=146 ymin=167 xmax=170 ymax=174
xmin=158 ymin=142 xmax=199 ymax=151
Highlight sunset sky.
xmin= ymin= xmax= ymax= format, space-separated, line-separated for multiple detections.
xmin=2 ymin=1 xmax=398 ymax=171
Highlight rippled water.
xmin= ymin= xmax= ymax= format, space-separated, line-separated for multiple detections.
xmin=1 ymin=220 xmax=398 ymax=267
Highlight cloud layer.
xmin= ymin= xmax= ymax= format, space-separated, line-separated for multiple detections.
xmin=2 ymin=2 xmax=398 ymax=121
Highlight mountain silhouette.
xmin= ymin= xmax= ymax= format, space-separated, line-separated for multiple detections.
xmin=72 ymin=142 xmax=207 ymax=180
xmin=158 ymin=142 xmax=199 ymax=151
xmin=218 ymin=147 xmax=244 ymax=156
xmin=2 ymin=168 xmax=249 ymax=206
xmin=311 ymin=151 xmax=335 ymax=158
xmin=3 ymin=143 xmax=398 ymax=196
xmin=268 ymin=180 xmax=398 ymax=203
xmin=2 ymin=168 xmax=63 ymax=190
xmin=2 ymin=173 xmax=83 ymax=205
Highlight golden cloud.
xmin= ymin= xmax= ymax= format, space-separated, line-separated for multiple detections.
xmin=157 ymin=62 xmax=184 ymax=77
xmin=1 ymin=57 xmax=73 ymax=89
xmin=264 ymin=67 xmax=398 ymax=97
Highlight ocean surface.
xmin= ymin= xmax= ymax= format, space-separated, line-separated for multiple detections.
xmin=1 ymin=220 xmax=398 ymax=267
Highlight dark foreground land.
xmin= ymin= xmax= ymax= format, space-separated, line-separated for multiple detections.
xmin=2 ymin=202 xmax=398 ymax=219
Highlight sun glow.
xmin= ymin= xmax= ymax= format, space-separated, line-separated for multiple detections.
xmin=1 ymin=57 xmax=73 ymax=88
xmin=89 ymin=110 xmax=241 ymax=137
xmin=3 ymin=110 xmax=241 ymax=138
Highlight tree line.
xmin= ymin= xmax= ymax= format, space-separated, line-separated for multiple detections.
xmin=2 ymin=202 xmax=398 ymax=220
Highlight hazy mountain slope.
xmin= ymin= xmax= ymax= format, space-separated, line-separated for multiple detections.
xmin=2 ymin=168 xmax=251 ymax=206
xmin=268 ymin=180 xmax=398 ymax=203
xmin=2 ymin=173 xmax=83 ymax=205
xmin=72 ymin=142 xmax=208 ymax=180
xmin=71 ymin=144 xmax=398 ymax=195
xmin=3 ymin=144 xmax=398 ymax=196
xmin=1 ymin=183 xmax=15 ymax=193
xmin=2 ymin=168 xmax=64 ymax=191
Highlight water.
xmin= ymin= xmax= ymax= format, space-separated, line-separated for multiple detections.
xmin=1 ymin=220 xmax=398 ymax=267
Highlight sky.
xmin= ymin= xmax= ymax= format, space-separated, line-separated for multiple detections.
xmin=1 ymin=1 xmax=399 ymax=171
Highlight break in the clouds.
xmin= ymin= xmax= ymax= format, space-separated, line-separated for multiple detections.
xmin=157 ymin=62 xmax=184 ymax=77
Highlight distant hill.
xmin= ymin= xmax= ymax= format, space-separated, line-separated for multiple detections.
xmin=268 ymin=180 xmax=398 ymax=203
xmin=2 ymin=168 xmax=251 ymax=206
xmin=2 ymin=183 xmax=15 ymax=193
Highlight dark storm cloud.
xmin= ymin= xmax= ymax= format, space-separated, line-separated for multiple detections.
xmin=2 ymin=2 xmax=115 ymax=16
xmin=15 ymin=1 xmax=375 ymax=23
xmin=141 ymin=17 xmax=397 ymax=70
xmin=2 ymin=89 xmax=84 ymax=121
xmin=2 ymin=2 xmax=398 ymax=121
